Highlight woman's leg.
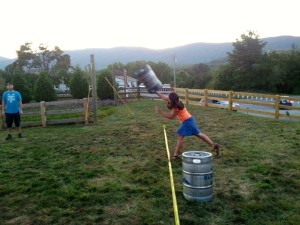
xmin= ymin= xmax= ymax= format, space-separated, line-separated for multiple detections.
xmin=195 ymin=133 xmax=220 ymax=156
xmin=174 ymin=134 xmax=184 ymax=156
xmin=195 ymin=133 xmax=214 ymax=147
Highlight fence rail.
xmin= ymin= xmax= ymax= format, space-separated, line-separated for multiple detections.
xmin=0 ymin=98 xmax=115 ymax=129
xmin=175 ymin=88 xmax=300 ymax=120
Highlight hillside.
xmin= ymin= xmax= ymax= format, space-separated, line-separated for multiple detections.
xmin=1 ymin=35 xmax=300 ymax=70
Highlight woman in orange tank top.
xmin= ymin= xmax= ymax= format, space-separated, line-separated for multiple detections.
xmin=155 ymin=91 xmax=220 ymax=159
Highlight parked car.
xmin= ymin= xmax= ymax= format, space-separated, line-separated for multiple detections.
xmin=139 ymin=83 xmax=146 ymax=88
xmin=162 ymin=84 xmax=171 ymax=89
xmin=218 ymin=101 xmax=240 ymax=111
xmin=199 ymin=99 xmax=220 ymax=104
xmin=279 ymin=98 xmax=293 ymax=109
xmin=200 ymin=99 xmax=240 ymax=111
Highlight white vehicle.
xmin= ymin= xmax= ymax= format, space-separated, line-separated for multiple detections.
xmin=199 ymin=99 xmax=240 ymax=111
xmin=162 ymin=84 xmax=171 ymax=89
xmin=219 ymin=101 xmax=240 ymax=110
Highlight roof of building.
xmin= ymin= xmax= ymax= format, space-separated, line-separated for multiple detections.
xmin=115 ymin=75 xmax=137 ymax=82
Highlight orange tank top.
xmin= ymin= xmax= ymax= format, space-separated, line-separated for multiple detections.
xmin=174 ymin=107 xmax=191 ymax=122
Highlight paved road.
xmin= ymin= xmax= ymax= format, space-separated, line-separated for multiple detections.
xmin=237 ymin=102 xmax=300 ymax=121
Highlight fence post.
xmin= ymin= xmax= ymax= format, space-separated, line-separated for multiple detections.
xmin=228 ymin=90 xmax=233 ymax=111
xmin=40 ymin=101 xmax=47 ymax=127
xmin=83 ymin=98 xmax=89 ymax=125
xmin=275 ymin=95 xmax=280 ymax=119
xmin=185 ymin=88 xmax=189 ymax=105
xmin=137 ymin=84 xmax=141 ymax=100
xmin=204 ymin=89 xmax=208 ymax=107
xmin=90 ymin=54 xmax=98 ymax=124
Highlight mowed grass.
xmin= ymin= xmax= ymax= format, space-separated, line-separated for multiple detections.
xmin=0 ymin=99 xmax=299 ymax=225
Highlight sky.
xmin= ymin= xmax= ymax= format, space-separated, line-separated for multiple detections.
xmin=1 ymin=0 xmax=299 ymax=59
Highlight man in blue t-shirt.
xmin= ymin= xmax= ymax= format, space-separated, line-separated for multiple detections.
xmin=1 ymin=82 xmax=23 ymax=140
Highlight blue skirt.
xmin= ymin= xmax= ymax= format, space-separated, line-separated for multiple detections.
xmin=176 ymin=117 xmax=201 ymax=136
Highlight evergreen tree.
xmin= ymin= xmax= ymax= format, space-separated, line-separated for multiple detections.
xmin=227 ymin=31 xmax=267 ymax=90
xmin=97 ymin=70 xmax=114 ymax=100
xmin=69 ymin=68 xmax=89 ymax=99
xmin=214 ymin=31 xmax=267 ymax=91
xmin=34 ymin=72 xmax=57 ymax=102
xmin=11 ymin=68 xmax=33 ymax=103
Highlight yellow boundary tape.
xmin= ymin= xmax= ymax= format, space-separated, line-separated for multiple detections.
xmin=163 ymin=125 xmax=180 ymax=225
xmin=104 ymin=77 xmax=135 ymax=117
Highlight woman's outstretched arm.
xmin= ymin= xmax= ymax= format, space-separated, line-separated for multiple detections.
xmin=155 ymin=91 xmax=169 ymax=101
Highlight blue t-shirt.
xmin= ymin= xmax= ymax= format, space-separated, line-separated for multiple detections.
xmin=2 ymin=91 xmax=22 ymax=114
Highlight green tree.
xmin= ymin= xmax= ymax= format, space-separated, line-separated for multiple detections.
xmin=0 ymin=73 xmax=6 ymax=102
xmin=228 ymin=31 xmax=267 ymax=90
xmin=190 ymin=63 xmax=210 ymax=88
xmin=286 ymin=49 xmax=300 ymax=94
xmin=34 ymin=72 xmax=57 ymax=102
xmin=214 ymin=65 xmax=237 ymax=90
xmin=33 ymin=45 xmax=71 ymax=84
xmin=228 ymin=31 xmax=266 ymax=71
xmin=13 ymin=42 xmax=35 ymax=72
xmin=11 ymin=68 xmax=33 ymax=103
xmin=176 ymin=69 xmax=191 ymax=88
xmin=23 ymin=73 xmax=39 ymax=96
xmin=7 ymin=43 xmax=71 ymax=85
xmin=69 ymin=68 xmax=89 ymax=99
xmin=215 ymin=31 xmax=267 ymax=91
xmin=97 ymin=70 xmax=114 ymax=100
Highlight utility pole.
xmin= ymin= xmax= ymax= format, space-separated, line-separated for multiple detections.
xmin=90 ymin=54 xmax=98 ymax=124
xmin=112 ymin=64 xmax=118 ymax=105
xmin=123 ymin=68 xmax=127 ymax=99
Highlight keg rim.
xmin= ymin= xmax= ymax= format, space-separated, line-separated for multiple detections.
xmin=182 ymin=151 xmax=212 ymax=158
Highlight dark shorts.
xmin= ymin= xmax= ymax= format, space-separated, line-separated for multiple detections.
xmin=176 ymin=116 xmax=201 ymax=137
xmin=5 ymin=113 xmax=21 ymax=128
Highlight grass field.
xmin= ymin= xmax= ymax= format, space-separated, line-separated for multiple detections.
xmin=0 ymin=99 xmax=299 ymax=225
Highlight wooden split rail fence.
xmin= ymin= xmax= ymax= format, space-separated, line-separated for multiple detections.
xmin=1 ymin=88 xmax=299 ymax=129
xmin=175 ymin=88 xmax=300 ymax=120
xmin=0 ymin=98 xmax=114 ymax=129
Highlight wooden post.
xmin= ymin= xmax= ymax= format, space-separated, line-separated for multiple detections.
xmin=90 ymin=55 xmax=98 ymax=124
xmin=83 ymin=98 xmax=89 ymax=125
xmin=228 ymin=90 xmax=233 ymax=111
xmin=112 ymin=65 xmax=118 ymax=105
xmin=204 ymin=89 xmax=208 ymax=107
xmin=185 ymin=88 xmax=189 ymax=105
xmin=40 ymin=101 xmax=47 ymax=127
xmin=275 ymin=95 xmax=280 ymax=119
xmin=123 ymin=69 xmax=127 ymax=99
xmin=137 ymin=81 xmax=141 ymax=100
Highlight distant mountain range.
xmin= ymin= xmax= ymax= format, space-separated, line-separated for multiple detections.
xmin=1 ymin=36 xmax=300 ymax=70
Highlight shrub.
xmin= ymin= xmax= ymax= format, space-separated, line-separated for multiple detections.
xmin=34 ymin=72 xmax=57 ymax=102
xmin=70 ymin=68 xmax=89 ymax=99
xmin=97 ymin=70 xmax=114 ymax=100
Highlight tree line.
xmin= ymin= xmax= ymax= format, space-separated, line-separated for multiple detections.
xmin=1 ymin=31 xmax=299 ymax=103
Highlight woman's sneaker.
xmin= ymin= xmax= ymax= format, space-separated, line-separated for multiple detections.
xmin=213 ymin=144 xmax=220 ymax=157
